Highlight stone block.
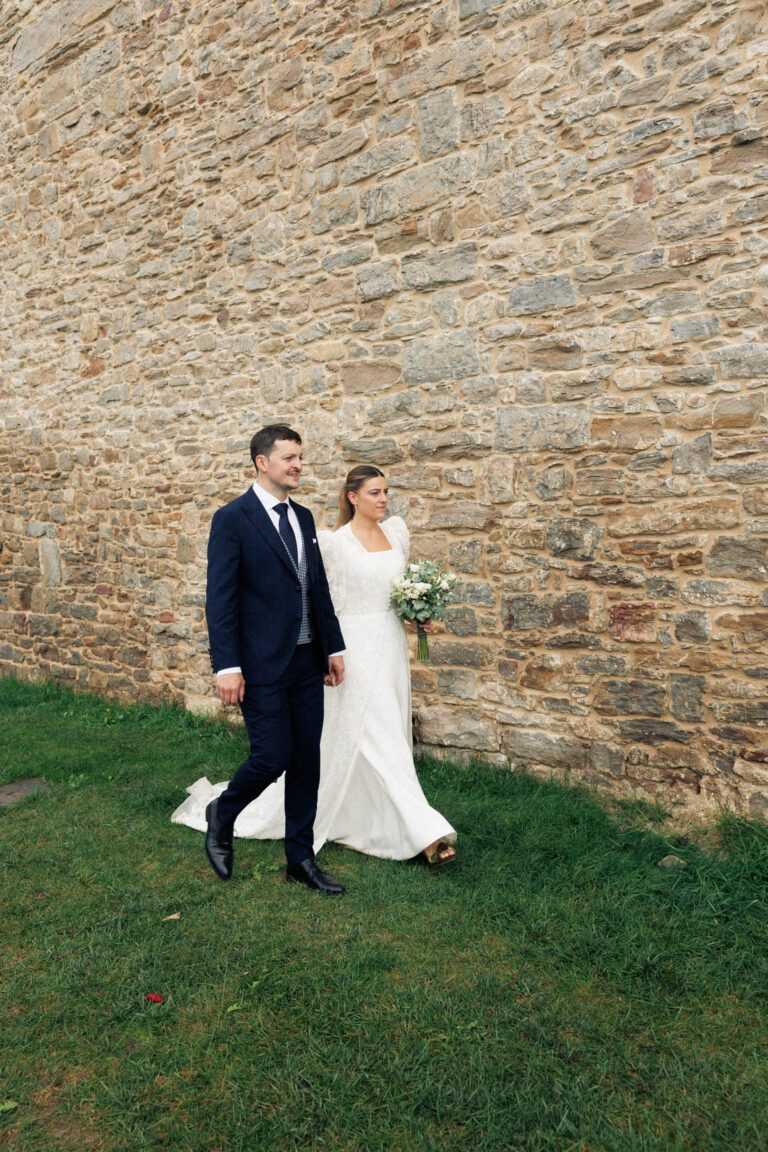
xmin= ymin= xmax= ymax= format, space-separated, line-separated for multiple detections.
xmin=360 ymin=186 xmax=398 ymax=226
xmin=618 ymin=720 xmax=693 ymax=745
xmin=437 ymin=669 xmax=478 ymax=699
xmin=314 ymin=124 xmax=370 ymax=167
xmin=590 ymin=211 xmax=655 ymax=260
xmin=709 ymin=344 xmax=768 ymax=380
xmin=339 ymin=438 xmax=404 ymax=464
xmin=411 ymin=431 xmax=491 ymax=458
xmin=341 ymin=138 xmax=413 ymax=184
xmin=403 ymin=331 xmax=479 ymax=383
xmin=340 ymin=361 xmax=401 ymax=393
xmin=501 ymin=727 xmax=590 ymax=772
xmin=707 ymin=538 xmax=768 ymax=582
xmin=415 ymin=704 xmax=499 ymax=751
xmin=594 ymin=678 xmax=665 ymax=717
xmin=507 ymin=275 xmax=576 ymax=316
xmin=402 ymin=245 xmax=477 ymax=291
xmin=428 ymin=501 xmax=493 ymax=531
xmin=395 ymin=155 xmax=472 ymax=212
xmin=418 ymin=90 xmax=458 ymax=160
xmin=671 ymin=675 xmax=705 ymax=723
xmin=546 ymin=519 xmax=602 ymax=561
xmin=356 ymin=261 xmax=399 ymax=301
xmin=495 ymin=407 xmax=589 ymax=452
xmin=608 ymin=604 xmax=656 ymax=643
xmin=39 ymin=539 xmax=62 ymax=586
xmin=503 ymin=597 xmax=553 ymax=631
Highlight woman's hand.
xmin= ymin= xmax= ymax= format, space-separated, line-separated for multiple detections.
xmin=405 ymin=618 xmax=434 ymax=633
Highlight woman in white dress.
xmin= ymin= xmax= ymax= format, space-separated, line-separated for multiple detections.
xmin=172 ymin=465 xmax=457 ymax=866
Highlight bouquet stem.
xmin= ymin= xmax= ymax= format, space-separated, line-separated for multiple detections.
xmin=416 ymin=624 xmax=430 ymax=662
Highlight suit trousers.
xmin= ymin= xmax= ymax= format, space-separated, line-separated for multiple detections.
xmin=215 ymin=641 xmax=325 ymax=864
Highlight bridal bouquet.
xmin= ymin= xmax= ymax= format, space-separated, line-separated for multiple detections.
xmin=391 ymin=561 xmax=457 ymax=661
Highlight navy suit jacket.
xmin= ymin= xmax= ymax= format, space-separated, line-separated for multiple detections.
xmin=206 ymin=488 xmax=344 ymax=686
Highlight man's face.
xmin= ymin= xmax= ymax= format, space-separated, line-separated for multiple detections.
xmin=256 ymin=439 xmax=303 ymax=498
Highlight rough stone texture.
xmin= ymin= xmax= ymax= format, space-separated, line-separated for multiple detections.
xmin=1 ymin=0 xmax=767 ymax=819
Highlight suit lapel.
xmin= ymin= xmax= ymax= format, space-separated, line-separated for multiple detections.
xmin=240 ymin=488 xmax=298 ymax=578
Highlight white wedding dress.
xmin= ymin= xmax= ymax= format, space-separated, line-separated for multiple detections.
xmin=171 ymin=516 xmax=456 ymax=859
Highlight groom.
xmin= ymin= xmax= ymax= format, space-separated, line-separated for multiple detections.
xmin=204 ymin=424 xmax=347 ymax=895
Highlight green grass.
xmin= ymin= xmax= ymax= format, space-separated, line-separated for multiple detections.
xmin=1 ymin=677 xmax=767 ymax=1152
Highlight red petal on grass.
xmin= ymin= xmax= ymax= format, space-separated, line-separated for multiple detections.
xmin=145 ymin=993 xmax=164 ymax=1004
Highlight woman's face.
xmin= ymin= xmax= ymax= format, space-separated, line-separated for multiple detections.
xmin=352 ymin=476 xmax=389 ymax=520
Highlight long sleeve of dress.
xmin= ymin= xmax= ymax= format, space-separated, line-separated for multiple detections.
xmin=317 ymin=529 xmax=347 ymax=615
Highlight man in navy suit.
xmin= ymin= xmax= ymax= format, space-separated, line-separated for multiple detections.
xmin=204 ymin=425 xmax=347 ymax=895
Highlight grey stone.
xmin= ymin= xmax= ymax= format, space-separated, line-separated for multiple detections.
xmin=501 ymin=727 xmax=590 ymax=771
xmin=311 ymin=190 xmax=357 ymax=233
xmin=341 ymin=137 xmax=412 ymax=185
xmin=507 ymin=275 xmax=576 ymax=316
xmin=671 ymin=314 xmax=720 ymax=342
xmin=437 ymin=669 xmax=478 ymax=699
xmin=594 ymin=678 xmax=665 ymax=717
xmin=672 ymin=433 xmax=711 ymax=475
xmin=411 ymin=431 xmax=492 ymax=458
xmin=340 ymin=361 xmax=401 ymax=393
xmin=694 ymin=100 xmax=749 ymax=141
xmin=461 ymin=95 xmax=506 ymax=140
xmin=495 ymin=407 xmax=589 ymax=452
xmin=428 ymin=502 xmax=493 ymax=530
xmin=709 ymin=344 xmax=768 ymax=380
xmin=395 ymin=155 xmax=473 ymax=212
xmin=707 ymin=538 xmax=768 ymax=582
xmin=444 ymin=606 xmax=478 ymax=635
xmin=403 ymin=331 xmax=479 ymax=383
xmin=339 ymin=438 xmax=405 ymax=464
xmin=658 ymin=854 xmax=688 ymax=870
xmin=356 ymin=261 xmax=399 ymax=301
xmin=503 ymin=596 xmax=553 ymax=631
xmin=496 ymin=172 xmax=527 ymax=219
xmin=402 ymin=245 xmax=477 ymax=291
xmin=360 ymin=186 xmax=398 ymax=226
xmin=535 ymin=465 xmax=567 ymax=501
xmin=546 ymin=518 xmax=602 ymax=560
xmin=590 ymin=742 xmax=624 ymax=776
xmin=418 ymin=90 xmax=459 ymax=160
xmin=671 ymin=675 xmax=705 ymax=723
xmin=12 ymin=12 xmax=61 ymax=73
xmin=618 ymin=720 xmax=693 ymax=745
xmin=314 ymin=124 xmax=370 ymax=167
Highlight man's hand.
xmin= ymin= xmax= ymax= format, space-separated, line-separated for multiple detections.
xmin=217 ymin=672 xmax=245 ymax=705
xmin=325 ymin=655 xmax=345 ymax=688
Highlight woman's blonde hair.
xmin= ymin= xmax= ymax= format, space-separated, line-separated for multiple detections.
xmin=335 ymin=465 xmax=386 ymax=528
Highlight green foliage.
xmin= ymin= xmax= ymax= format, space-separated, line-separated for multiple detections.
xmin=1 ymin=678 xmax=767 ymax=1151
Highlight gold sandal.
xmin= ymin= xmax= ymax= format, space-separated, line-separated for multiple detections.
xmin=423 ymin=840 xmax=457 ymax=867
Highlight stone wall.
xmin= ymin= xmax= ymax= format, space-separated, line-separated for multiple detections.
xmin=1 ymin=0 xmax=767 ymax=816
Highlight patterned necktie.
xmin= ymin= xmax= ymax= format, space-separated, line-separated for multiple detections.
xmin=274 ymin=502 xmax=298 ymax=567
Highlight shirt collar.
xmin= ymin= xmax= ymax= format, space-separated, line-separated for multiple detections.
xmin=252 ymin=481 xmax=292 ymax=513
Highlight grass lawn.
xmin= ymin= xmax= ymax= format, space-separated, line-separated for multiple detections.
xmin=1 ymin=677 xmax=767 ymax=1152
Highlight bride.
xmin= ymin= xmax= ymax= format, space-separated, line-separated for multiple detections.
xmin=172 ymin=465 xmax=457 ymax=866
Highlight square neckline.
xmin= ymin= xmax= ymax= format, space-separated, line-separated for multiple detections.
xmin=344 ymin=521 xmax=394 ymax=555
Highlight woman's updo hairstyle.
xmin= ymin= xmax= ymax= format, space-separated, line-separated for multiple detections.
xmin=336 ymin=465 xmax=385 ymax=528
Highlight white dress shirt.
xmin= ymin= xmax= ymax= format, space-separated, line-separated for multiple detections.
xmin=216 ymin=482 xmax=341 ymax=677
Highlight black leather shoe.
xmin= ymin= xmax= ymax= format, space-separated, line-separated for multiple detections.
xmin=286 ymin=858 xmax=346 ymax=895
xmin=205 ymin=800 xmax=233 ymax=881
